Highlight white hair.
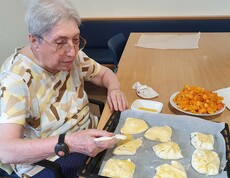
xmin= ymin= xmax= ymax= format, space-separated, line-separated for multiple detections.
xmin=25 ymin=0 xmax=81 ymax=37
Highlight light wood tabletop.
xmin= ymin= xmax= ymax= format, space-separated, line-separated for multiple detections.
xmin=97 ymin=32 xmax=230 ymax=129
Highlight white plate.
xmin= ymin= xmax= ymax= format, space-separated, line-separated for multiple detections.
xmin=131 ymin=99 xmax=163 ymax=113
xmin=170 ymin=92 xmax=226 ymax=116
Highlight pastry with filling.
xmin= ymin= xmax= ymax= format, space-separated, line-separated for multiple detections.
xmin=153 ymin=161 xmax=187 ymax=178
xmin=120 ymin=117 xmax=149 ymax=134
xmin=113 ymin=138 xmax=142 ymax=155
xmin=191 ymin=149 xmax=220 ymax=176
xmin=153 ymin=141 xmax=183 ymax=159
xmin=101 ymin=158 xmax=135 ymax=178
xmin=145 ymin=126 xmax=172 ymax=142
xmin=191 ymin=132 xmax=214 ymax=150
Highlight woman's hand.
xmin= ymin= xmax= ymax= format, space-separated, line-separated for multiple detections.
xmin=107 ymin=89 xmax=128 ymax=112
xmin=89 ymin=65 xmax=128 ymax=112
xmin=66 ymin=129 xmax=117 ymax=157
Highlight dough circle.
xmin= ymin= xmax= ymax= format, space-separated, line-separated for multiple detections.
xmin=153 ymin=161 xmax=187 ymax=178
xmin=191 ymin=132 xmax=214 ymax=150
xmin=145 ymin=126 xmax=172 ymax=142
xmin=120 ymin=117 xmax=149 ymax=134
xmin=191 ymin=150 xmax=220 ymax=176
xmin=101 ymin=158 xmax=135 ymax=178
xmin=153 ymin=141 xmax=183 ymax=160
xmin=113 ymin=138 xmax=143 ymax=155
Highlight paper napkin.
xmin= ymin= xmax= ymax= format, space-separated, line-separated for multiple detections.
xmin=215 ymin=87 xmax=230 ymax=110
xmin=132 ymin=82 xmax=159 ymax=99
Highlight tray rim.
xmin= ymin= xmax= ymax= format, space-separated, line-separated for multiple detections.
xmin=77 ymin=111 xmax=121 ymax=178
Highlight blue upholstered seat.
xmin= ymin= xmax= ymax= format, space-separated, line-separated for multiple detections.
xmin=107 ymin=33 xmax=126 ymax=72
xmin=82 ymin=48 xmax=113 ymax=64
xmin=0 ymin=169 xmax=19 ymax=177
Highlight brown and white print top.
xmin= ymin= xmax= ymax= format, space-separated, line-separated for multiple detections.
xmin=0 ymin=50 xmax=101 ymax=177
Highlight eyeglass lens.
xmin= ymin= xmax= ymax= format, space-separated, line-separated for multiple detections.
xmin=38 ymin=35 xmax=86 ymax=52
xmin=79 ymin=37 xmax=86 ymax=50
xmin=63 ymin=36 xmax=86 ymax=52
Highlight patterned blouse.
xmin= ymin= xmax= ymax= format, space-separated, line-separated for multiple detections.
xmin=0 ymin=49 xmax=101 ymax=177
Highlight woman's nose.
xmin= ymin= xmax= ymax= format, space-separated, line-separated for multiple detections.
xmin=65 ymin=44 xmax=78 ymax=57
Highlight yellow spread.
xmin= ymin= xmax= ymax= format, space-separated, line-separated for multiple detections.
xmin=138 ymin=107 xmax=158 ymax=112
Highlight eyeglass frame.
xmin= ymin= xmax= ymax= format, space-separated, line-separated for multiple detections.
xmin=37 ymin=35 xmax=87 ymax=53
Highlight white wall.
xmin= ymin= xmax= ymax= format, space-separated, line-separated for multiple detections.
xmin=1 ymin=0 xmax=230 ymax=65
xmin=74 ymin=0 xmax=230 ymax=19
xmin=0 ymin=0 xmax=27 ymax=65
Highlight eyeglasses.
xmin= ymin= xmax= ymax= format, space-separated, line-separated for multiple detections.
xmin=38 ymin=35 xmax=87 ymax=53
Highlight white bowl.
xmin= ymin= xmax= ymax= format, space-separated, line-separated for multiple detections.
xmin=131 ymin=99 xmax=163 ymax=113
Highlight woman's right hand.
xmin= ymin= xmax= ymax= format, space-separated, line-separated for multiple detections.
xmin=66 ymin=129 xmax=117 ymax=157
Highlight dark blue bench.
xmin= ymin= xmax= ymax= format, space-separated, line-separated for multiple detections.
xmin=80 ymin=19 xmax=230 ymax=65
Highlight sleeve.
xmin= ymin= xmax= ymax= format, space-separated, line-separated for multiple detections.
xmin=0 ymin=71 xmax=30 ymax=127
xmin=77 ymin=51 xmax=101 ymax=81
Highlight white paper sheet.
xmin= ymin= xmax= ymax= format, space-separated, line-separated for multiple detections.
xmin=215 ymin=87 xmax=230 ymax=110
xmin=136 ymin=33 xmax=200 ymax=49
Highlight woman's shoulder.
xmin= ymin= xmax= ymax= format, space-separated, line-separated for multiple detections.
xmin=0 ymin=47 xmax=36 ymax=85
xmin=1 ymin=46 xmax=41 ymax=73
xmin=1 ymin=47 xmax=30 ymax=69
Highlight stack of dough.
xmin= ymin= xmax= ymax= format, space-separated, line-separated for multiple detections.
xmin=154 ymin=161 xmax=187 ymax=178
xmin=153 ymin=141 xmax=183 ymax=160
xmin=101 ymin=158 xmax=135 ymax=178
xmin=145 ymin=126 xmax=172 ymax=142
xmin=113 ymin=138 xmax=143 ymax=155
xmin=120 ymin=117 xmax=149 ymax=134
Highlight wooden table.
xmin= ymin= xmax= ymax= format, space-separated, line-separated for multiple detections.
xmin=98 ymin=32 xmax=230 ymax=129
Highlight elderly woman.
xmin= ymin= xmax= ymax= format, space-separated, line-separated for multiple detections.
xmin=0 ymin=0 xmax=128 ymax=177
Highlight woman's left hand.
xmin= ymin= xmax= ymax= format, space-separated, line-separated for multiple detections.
xmin=107 ymin=89 xmax=128 ymax=112
xmin=89 ymin=65 xmax=128 ymax=112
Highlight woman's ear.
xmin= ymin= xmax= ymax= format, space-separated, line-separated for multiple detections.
xmin=29 ymin=34 xmax=40 ymax=51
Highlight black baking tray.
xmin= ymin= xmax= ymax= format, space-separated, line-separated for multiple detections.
xmin=77 ymin=111 xmax=121 ymax=178
xmin=221 ymin=123 xmax=230 ymax=177
xmin=77 ymin=112 xmax=230 ymax=178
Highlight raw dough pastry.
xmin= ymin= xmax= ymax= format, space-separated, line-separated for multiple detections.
xmin=101 ymin=158 xmax=135 ymax=178
xmin=191 ymin=132 xmax=214 ymax=150
xmin=120 ymin=117 xmax=149 ymax=134
xmin=153 ymin=141 xmax=183 ymax=159
xmin=117 ymin=134 xmax=133 ymax=146
xmin=191 ymin=150 xmax=220 ymax=176
xmin=113 ymin=138 xmax=142 ymax=155
xmin=154 ymin=161 xmax=187 ymax=178
xmin=145 ymin=126 xmax=172 ymax=142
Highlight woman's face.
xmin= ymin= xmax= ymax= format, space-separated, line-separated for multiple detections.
xmin=36 ymin=19 xmax=80 ymax=73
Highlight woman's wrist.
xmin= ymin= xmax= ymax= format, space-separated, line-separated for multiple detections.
xmin=108 ymin=88 xmax=120 ymax=94
xmin=64 ymin=134 xmax=73 ymax=153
